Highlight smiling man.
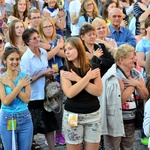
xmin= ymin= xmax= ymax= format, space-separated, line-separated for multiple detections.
xmin=107 ymin=8 xmax=136 ymax=48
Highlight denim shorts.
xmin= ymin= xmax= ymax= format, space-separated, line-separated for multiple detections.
xmin=62 ymin=109 xmax=101 ymax=144
xmin=0 ymin=109 xmax=33 ymax=150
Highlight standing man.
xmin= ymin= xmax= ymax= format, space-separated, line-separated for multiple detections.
xmin=107 ymin=8 xmax=136 ymax=48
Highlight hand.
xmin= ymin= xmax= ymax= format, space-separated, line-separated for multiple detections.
xmin=122 ymin=77 xmax=139 ymax=87
xmin=86 ymin=52 xmax=94 ymax=60
xmin=42 ymin=12 xmax=51 ymax=18
xmin=44 ymin=68 xmax=54 ymax=77
xmin=58 ymin=10 xmax=65 ymax=18
xmin=62 ymin=69 xmax=81 ymax=82
xmin=18 ymin=75 xmax=31 ymax=88
xmin=120 ymin=20 xmax=128 ymax=27
xmin=56 ymin=38 xmax=64 ymax=49
xmin=0 ymin=76 xmax=13 ymax=87
xmin=39 ymin=42 xmax=51 ymax=50
xmin=2 ymin=9 xmax=8 ymax=19
xmin=93 ymin=48 xmax=103 ymax=58
xmin=86 ymin=68 xmax=100 ymax=80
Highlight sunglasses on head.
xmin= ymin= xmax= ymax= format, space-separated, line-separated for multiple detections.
xmin=0 ymin=39 xmax=4 ymax=44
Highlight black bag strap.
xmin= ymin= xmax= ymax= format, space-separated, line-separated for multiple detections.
xmin=117 ymin=65 xmax=139 ymax=107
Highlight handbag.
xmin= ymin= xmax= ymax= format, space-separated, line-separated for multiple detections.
xmin=43 ymin=76 xmax=62 ymax=113
xmin=133 ymin=93 xmax=144 ymax=130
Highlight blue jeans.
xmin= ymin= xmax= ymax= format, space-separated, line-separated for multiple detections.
xmin=0 ymin=109 xmax=33 ymax=150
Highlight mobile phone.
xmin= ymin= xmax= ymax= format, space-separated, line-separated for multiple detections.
xmin=0 ymin=19 xmax=3 ymax=27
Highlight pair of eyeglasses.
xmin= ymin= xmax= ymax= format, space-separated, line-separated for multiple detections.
xmin=30 ymin=17 xmax=41 ymax=20
xmin=30 ymin=36 xmax=40 ymax=41
xmin=43 ymin=25 xmax=53 ymax=29
xmin=112 ymin=15 xmax=122 ymax=18
xmin=0 ymin=39 xmax=4 ymax=44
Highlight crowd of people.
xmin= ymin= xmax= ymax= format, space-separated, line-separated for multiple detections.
xmin=0 ymin=0 xmax=150 ymax=150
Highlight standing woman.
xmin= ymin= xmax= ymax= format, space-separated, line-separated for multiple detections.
xmin=92 ymin=17 xmax=117 ymax=56
xmin=42 ymin=0 xmax=66 ymax=36
xmin=20 ymin=28 xmax=59 ymax=150
xmin=61 ymin=37 xmax=102 ymax=150
xmin=8 ymin=0 xmax=28 ymax=27
xmin=79 ymin=23 xmax=114 ymax=77
xmin=0 ymin=46 xmax=33 ymax=150
xmin=78 ymin=0 xmax=100 ymax=28
xmin=38 ymin=17 xmax=65 ymax=145
xmin=4 ymin=19 xmax=28 ymax=54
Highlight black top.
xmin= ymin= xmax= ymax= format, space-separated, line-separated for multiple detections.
xmin=61 ymin=63 xmax=100 ymax=114
xmin=84 ymin=43 xmax=115 ymax=77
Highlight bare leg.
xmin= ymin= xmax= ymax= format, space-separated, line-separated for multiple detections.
xmin=45 ymin=132 xmax=55 ymax=150
xmin=84 ymin=142 xmax=99 ymax=150
xmin=66 ymin=143 xmax=82 ymax=150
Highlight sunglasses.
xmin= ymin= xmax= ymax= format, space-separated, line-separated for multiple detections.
xmin=0 ymin=39 xmax=4 ymax=44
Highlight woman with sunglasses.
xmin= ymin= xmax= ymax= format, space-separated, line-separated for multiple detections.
xmin=4 ymin=19 xmax=28 ymax=55
xmin=78 ymin=0 xmax=100 ymax=28
xmin=61 ymin=36 xmax=102 ymax=150
xmin=79 ymin=23 xmax=114 ymax=77
xmin=0 ymin=46 xmax=33 ymax=150
xmin=38 ymin=17 xmax=65 ymax=146
xmin=20 ymin=28 xmax=59 ymax=150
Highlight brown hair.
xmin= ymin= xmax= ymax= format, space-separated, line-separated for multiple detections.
xmin=9 ymin=19 xmax=25 ymax=46
xmin=65 ymin=37 xmax=91 ymax=75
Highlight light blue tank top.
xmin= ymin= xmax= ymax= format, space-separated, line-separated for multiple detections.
xmin=1 ymin=72 xmax=28 ymax=113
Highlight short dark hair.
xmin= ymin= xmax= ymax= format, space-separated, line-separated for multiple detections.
xmin=22 ymin=28 xmax=39 ymax=46
xmin=79 ymin=23 xmax=95 ymax=36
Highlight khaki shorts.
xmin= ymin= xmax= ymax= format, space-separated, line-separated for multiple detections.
xmin=62 ymin=109 xmax=101 ymax=144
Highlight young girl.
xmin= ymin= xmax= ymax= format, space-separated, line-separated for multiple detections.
xmin=0 ymin=46 xmax=33 ymax=150
xmin=60 ymin=37 xmax=102 ymax=150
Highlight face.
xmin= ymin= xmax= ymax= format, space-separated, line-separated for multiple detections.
xmin=4 ymin=52 xmax=20 ymax=71
xmin=45 ymin=0 xmax=57 ymax=8
xmin=65 ymin=43 xmax=78 ymax=62
xmin=122 ymin=52 xmax=135 ymax=70
xmin=140 ymin=24 xmax=146 ymax=36
xmin=28 ymin=32 xmax=40 ymax=48
xmin=17 ymin=0 xmax=26 ymax=13
xmin=15 ymin=22 xmax=24 ymax=37
xmin=95 ymin=23 xmax=108 ymax=38
xmin=84 ymin=0 xmax=94 ymax=13
xmin=81 ymin=30 xmax=96 ymax=45
xmin=30 ymin=13 xmax=41 ymax=28
xmin=43 ymin=20 xmax=54 ymax=38
xmin=107 ymin=2 xmax=116 ymax=12
xmin=109 ymin=10 xmax=123 ymax=27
